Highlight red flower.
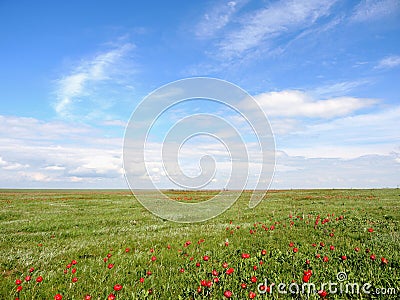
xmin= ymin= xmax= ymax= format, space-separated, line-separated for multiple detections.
xmin=212 ymin=269 xmax=218 ymax=276
xmin=72 ymin=277 xmax=78 ymax=283
xmin=354 ymin=247 xmax=360 ymax=252
xmin=15 ymin=279 xmax=22 ymax=285
xmin=318 ymin=290 xmax=328 ymax=298
xmin=222 ymin=262 xmax=228 ymax=268
xmin=107 ymin=263 xmax=114 ymax=269
xmin=151 ymin=256 xmax=157 ymax=261
xmin=223 ymin=290 xmax=232 ymax=298
xmin=241 ymin=253 xmax=250 ymax=259
xmin=16 ymin=286 xmax=23 ymax=293
xmin=114 ymin=284 xmax=123 ymax=291
xmin=179 ymin=268 xmax=185 ymax=273
xmin=139 ymin=277 xmax=145 ymax=283
xmin=250 ymin=276 xmax=257 ymax=283
xmin=329 ymin=245 xmax=335 ymax=251
xmin=29 ymin=267 xmax=35 ymax=273
xmin=368 ymin=228 xmax=374 ymax=233
xmin=341 ymin=255 xmax=347 ymax=260
xmin=241 ymin=283 xmax=247 ymax=289
xmin=71 ymin=260 xmax=77 ymax=265
xmin=323 ymin=256 xmax=329 ymax=262
xmin=72 ymin=268 xmax=77 ymax=274
xmin=381 ymin=257 xmax=388 ymax=264
xmin=36 ymin=276 xmax=43 ymax=283
xmin=84 ymin=295 xmax=91 ymax=300
xmin=226 ymin=267 xmax=234 ymax=275
xmin=25 ymin=276 xmax=31 ymax=282
xmin=370 ymin=254 xmax=376 ymax=260
xmin=261 ymin=249 xmax=267 ymax=255
xmin=203 ymin=255 xmax=209 ymax=261
xmin=125 ymin=248 xmax=130 ymax=253
xmin=107 ymin=294 xmax=116 ymax=300
xmin=289 ymin=242 xmax=294 ymax=247
xmin=249 ymin=291 xmax=256 ymax=299
xmin=54 ymin=294 xmax=62 ymax=300
xmin=293 ymin=247 xmax=298 ymax=253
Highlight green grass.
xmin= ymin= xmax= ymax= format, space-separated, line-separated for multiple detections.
xmin=0 ymin=189 xmax=399 ymax=299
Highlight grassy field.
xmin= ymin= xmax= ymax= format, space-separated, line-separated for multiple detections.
xmin=0 ymin=189 xmax=399 ymax=299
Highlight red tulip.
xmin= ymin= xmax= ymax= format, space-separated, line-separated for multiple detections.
xmin=54 ymin=294 xmax=62 ymax=300
xmin=341 ymin=255 xmax=347 ymax=260
xmin=151 ymin=256 xmax=157 ymax=261
xmin=36 ymin=276 xmax=43 ymax=283
xmin=370 ymin=254 xmax=376 ymax=260
xmin=293 ymin=247 xmax=298 ymax=253
xmin=107 ymin=264 xmax=114 ymax=269
xmin=203 ymin=255 xmax=209 ymax=261
xmin=323 ymin=256 xmax=329 ymax=262
xmin=72 ymin=277 xmax=78 ymax=283
xmin=84 ymin=295 xmax=91 ymax=300
xmin=107 ymin=294 xmax=115 ymax=300
xmin=71 ymin=260 xmax=77 ymax=265
xmin=250 ymin=276 xmax=257 ymax=283
xmin=242 ymin=253 xmax=250 ymax=259
xmin=223 ymin=290 xmax=232 ymax=298
xmin=226 ymin=267 xmax=234 ymax=275
xmin=113 ymin=284 xmax=123 ymax=291
xmin=15 ymin=279 xmax=22 ymax=285
xmin=16 ymin=286 xmax=23 ymax=293
xmin=381 ymin=257 xmax=388 ymax=264
xmin=249 ymin=291 xmax=256 ymax=298
xmin=241 ymin=283 xmax=247 ymax=289
xmin=261 ymin=249 xmax=267 ymax=255
xmin=318 ymin=290 xmax=327 ymax=298
xmin=29 ymin=267 xmax=35 ymax=273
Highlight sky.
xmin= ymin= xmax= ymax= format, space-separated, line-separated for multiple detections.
xmin=0 ymin=0 xmax=399 ymax=189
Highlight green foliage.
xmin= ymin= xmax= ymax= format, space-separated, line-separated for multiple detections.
xmin=0 ymin=189 xmax=399 ymax=299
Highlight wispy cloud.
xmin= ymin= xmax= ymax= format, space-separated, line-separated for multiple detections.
xmin=54 ymin=43 xmax=135 ymax=119
xmin=195 ymin=0 xmax=245 ymax=38
xmin=253 ymin=90 xmax=376 ymax=118
xmin=351 ymin=0 xmax=400 ymax=22
xmin=217 ymin=0 xmax=337 ymax=59
xmin=375 ymin=55 xmax=400 ymax=69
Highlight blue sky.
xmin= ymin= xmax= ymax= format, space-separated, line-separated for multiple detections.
xmin=0 ymin=0 xmax=399 ymax=189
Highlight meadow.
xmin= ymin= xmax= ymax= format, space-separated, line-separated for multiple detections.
xmin=0 ymin=189 xmax=399 ymax=299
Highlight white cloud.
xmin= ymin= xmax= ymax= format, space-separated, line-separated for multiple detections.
xmin=351 ymin=0 xmax=400 ymax=22
xmin=218 ymin=0 xmax=337 ymax=59
xmin=272 ymin=150 xmax=400 ymax=189
xmin=0 ymin=115 xmax=125 ymax=188
xmin=196 ymin=1 xmax=244 ymax=38
xmin=54 ymin=43 xmax=135 ymax=118
xmin=252 ymin=90 xmax=376 ymax=118
xmin=278 ymin=106 xmax=400 ymax=159
xmin=375 ymin=55 xmax=400 ymax=69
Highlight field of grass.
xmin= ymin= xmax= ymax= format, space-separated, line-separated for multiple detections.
xmin=0 ymin=189 xmax=399 ymax=299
